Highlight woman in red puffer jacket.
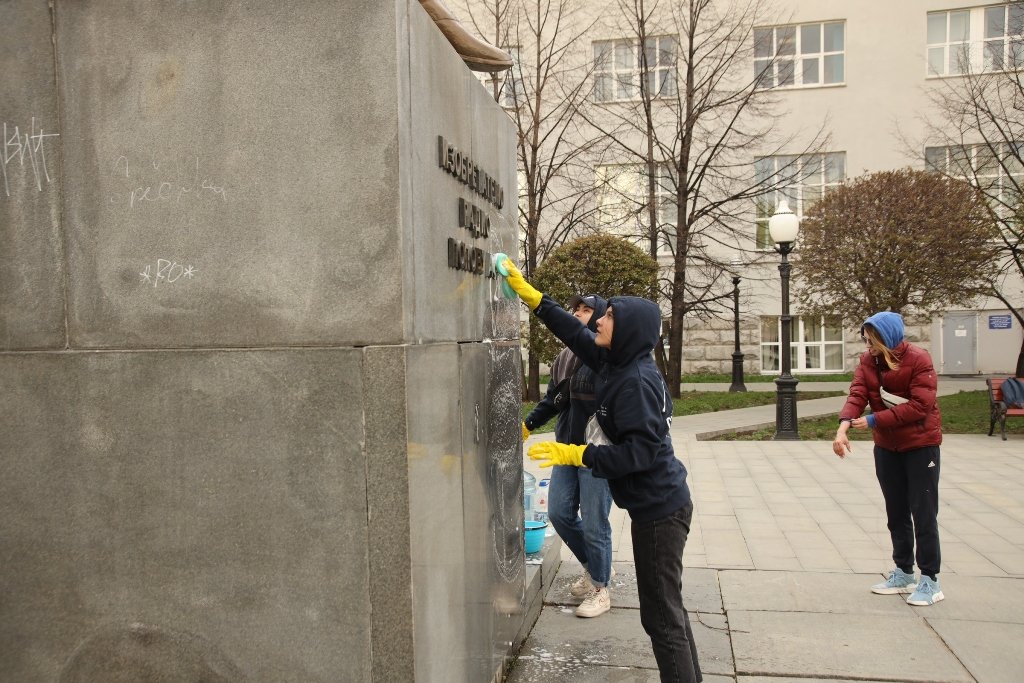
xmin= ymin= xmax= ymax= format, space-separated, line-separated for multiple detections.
xmin=833 ymin=311 xmax=944 ymax=607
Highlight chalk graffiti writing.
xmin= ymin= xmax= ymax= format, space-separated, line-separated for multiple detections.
xmin=111 ymin=154 xmax=227 ymax=209
xmin=1 ymin=118 xmax=60 ymax=198
xmin=140 ymin=259 xmax=196 ymax=288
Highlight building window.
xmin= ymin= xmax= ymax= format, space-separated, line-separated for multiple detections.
xmin=760 ymin=316 xmax=845 ymax=373
xmin=502 ymin=46 xmax=523 ymax=108
xmin=926 ymin=143 xmax=1023 ymax=215
xmin=474 ymin=46 xmax=523 ymax=107
xmin=927 ymin=9 xmax=972 ymax=75
xmin=754 ymin=21 xmax=845 ymax=89
xmin=644 ymin=36 xmax=678 ymax=99
xmin=983 ymin=4 xmax=1024 ymax=70
xmin=928 ymin=4 xmax=1024 ymax=76
xmin=595 ymin=163 xmax=676 ymax=255
xmin=753 ymin=152 xmax=846 ymax=250
xmin=594 ymin=36 xmax=677 ymax=102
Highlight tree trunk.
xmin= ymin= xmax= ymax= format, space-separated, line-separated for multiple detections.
xmin=666 ymin=251 xmax=688 ymax=397
xmin=528 ymin=351 xmax=541 ymax=402
xmin=667 ymin=307 xmax=684 ymax=398
xmin=655 ymin=336 xmax=669 ymax=379
xmin=1016 ymin=338 xmax=1024 ymax=378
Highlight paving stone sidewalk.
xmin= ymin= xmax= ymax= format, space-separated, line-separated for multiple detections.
xmin=513 ymin=378 xmax=1022 ymax=683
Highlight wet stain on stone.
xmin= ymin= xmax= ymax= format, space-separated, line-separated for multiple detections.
xmin=143 ymin=58 xmax=182 ymax=113
xmin=59 ymin=622 xmax=246 ymax=682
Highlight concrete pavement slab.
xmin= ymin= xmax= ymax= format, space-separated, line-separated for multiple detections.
xmin=926 ymin=618 xmax=1024 ymax=683
xmin=547 ymin=562 xmax=724 ymax=615
xmin=507 ymin=660 xmax=661 ymax=682
xmin=729 ymin=610 xmax=973 ymax=682
xmin=739 ymin=678 xmax=901 ymax=683
xmin=908 ymin=575 xmax=1024 ymax=623
xmin=512 ymin=608 xmax=657 ymax=671
xmin=508 ymin=662 xmax=735 ymax=683
xmin=517 ymin=403 xmax=1021 ymax=682
xmin=720 ymin=570 xmax=917 ymax=615
xmin=508 ymin=605 xmax=733 ymax=676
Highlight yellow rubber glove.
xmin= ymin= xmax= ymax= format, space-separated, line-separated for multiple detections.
xmin=502 ymin=258 xmax=543 ymax=311
xmin=528 ymin=441 xmax=586 ymax=468
xmin=522 ymin=422 xmax=531 ymax=442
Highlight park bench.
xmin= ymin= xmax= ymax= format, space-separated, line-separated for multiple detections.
xmin=987 ymin=377 xmax=1024 ymax=441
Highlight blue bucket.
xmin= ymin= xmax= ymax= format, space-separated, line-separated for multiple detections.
xmin=524 ymin=520 xmax=547 ymax=554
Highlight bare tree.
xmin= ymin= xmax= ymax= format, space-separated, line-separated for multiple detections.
xmin=918 ymin=59 xmax=1024 ymax=375
xmin=585 ymin=0 xmax=828 ymax=396
xmin=465 ymin=0 xmax=610 ymax=399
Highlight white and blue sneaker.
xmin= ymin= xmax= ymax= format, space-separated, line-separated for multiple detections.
xmin=870 ymin=568 xmax=918 ymax=595
xmin=907 ymin=576 xmax=944 ymax=606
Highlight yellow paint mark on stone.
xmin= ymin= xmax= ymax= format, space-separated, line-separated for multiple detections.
xmin=441 ymin=453 xmax=461 ymax=474
xmin=143 ymin=58 xmax=181 ymax=113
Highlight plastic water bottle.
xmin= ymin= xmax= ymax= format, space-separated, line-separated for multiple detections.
xmin=535 ymin=478 xmax=550 ymax=525
xmin=523 ymin=471 xmax=537 ymax=522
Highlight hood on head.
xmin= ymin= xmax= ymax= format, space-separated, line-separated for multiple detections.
xmin=605 ymin=296 xmax=662 ymax=365
xmin=862 ymin=311 xmax=905 ymax=349
xmin=567 ymin=294 xmax=609 ymax=333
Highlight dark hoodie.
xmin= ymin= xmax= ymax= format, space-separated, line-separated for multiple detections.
xmin=524 ymin=295 xmax=609 ymax=444
xmin=534 ymin=294 xmax=691 ymax=523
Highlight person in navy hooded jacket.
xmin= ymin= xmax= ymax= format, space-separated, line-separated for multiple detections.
xmin=502 ymin=259 xmax=701 ymax=683
xmin=833 ymin=311 xmax=945 ymax=606
xmin=523 ymin=294 xmax=616 ymax=619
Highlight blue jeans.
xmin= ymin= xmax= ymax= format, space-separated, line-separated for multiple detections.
xmin=548 ymin=464 xmax=613 ymax=586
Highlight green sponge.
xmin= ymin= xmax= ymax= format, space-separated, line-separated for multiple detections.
xmin=491 ymin=252 xmax=517 ymax=299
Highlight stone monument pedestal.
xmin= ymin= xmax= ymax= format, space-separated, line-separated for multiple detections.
xmin=0 ymin=2 xmax=525 ymax=681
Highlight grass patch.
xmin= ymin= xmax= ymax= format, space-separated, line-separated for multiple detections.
xmin=680 ymin=372 xmax=853 ymax=383
xmin=671 ymin=390 xmax=845 ymax=416
xmin=523 ymin=390 xmax=846 ymax=435
xmin=711 ymin=390 xmax=1023 ymax=440
xmin=534 ymin=372 xmax=852 ymax=385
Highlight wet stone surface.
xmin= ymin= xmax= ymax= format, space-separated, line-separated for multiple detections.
xmin=528 ymin=562 xmax=734 ymax=679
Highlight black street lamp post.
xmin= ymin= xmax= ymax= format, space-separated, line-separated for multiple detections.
xmin=769 ymin=200 xmax=800 ymax=440
xmin=728 ymin=271 xmax=746 ymax=392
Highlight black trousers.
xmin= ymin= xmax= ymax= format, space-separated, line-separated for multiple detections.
xmin=874 ymin=445 xmax=942 ymax=578
xmin=631 ymin=503 xmax=701 ymax=683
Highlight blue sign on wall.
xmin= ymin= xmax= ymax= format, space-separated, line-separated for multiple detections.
xmin=989 ymin=314 xmax=1013 ymax=330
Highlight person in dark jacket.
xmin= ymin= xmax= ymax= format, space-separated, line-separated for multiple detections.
xmin=833 ymin=311 xmax=945 ymax=606
xmin=502 ymin=259 xmax=700 ymax=683
xmin=523 ymin=294 xmax=615 ymax=618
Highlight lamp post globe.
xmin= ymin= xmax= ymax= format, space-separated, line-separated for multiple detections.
xmin=768 ymin=200 xmax=800 ymax=440
xmin=728 ymin=255 xmax=746 ymax=393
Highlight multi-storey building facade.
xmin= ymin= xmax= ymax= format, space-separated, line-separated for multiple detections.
xmin=463 ymin=0 xmax=1024 ymax=376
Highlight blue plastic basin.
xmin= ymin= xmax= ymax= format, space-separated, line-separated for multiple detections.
xmin=524 ymin=520 xmax=547 ymax=554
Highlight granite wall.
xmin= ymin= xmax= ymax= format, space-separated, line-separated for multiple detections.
xmin=0 ymin=2 xmax=522 ymax=681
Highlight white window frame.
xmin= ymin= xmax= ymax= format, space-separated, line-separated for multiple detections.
xmin=759 ymin=316 xmax=845 ymax=374
xmin=753 ymin=152 xmax=846 ymax=251
xmin=926 ymin=142 xmax=1023 ymax=221
xmin=594 ymin=36 xmax=677 ymax=103
xmin=501 ymin=46 xmax=523 ymax=109
xmin=754 ymin=21 xmax=845 ymax=89
xmin=595 ymin=163 xmax=677 ymax=255
xmin=474 ymin=46 xmax=523 ymax=108
xmin=927 ymin=8 xmax=974 ymax=76
xmin=927 ymin=4 xmax=1024 ymax=77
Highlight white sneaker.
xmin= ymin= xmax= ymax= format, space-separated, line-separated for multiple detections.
xmin=569 ymin=574 xmax=595 ymax=598
xmin=570 ymin=566 xmax=616 ymax=598
xmin=575 ymin=587 xmax=611 ymax=618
